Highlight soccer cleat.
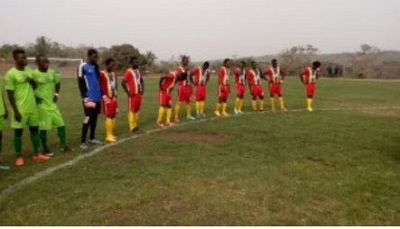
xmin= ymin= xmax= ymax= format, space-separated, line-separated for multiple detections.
xmin=307 ymin=107 xmax=313 ymax=112
xmin=196 ymin=114 xmax=203 ymax=119
xmin=201 ymin=113 xmax=207 ymax=118
xmin=0 ymin=162 xmax=10 ymax=170
xmin=80 ymin=143 xmax=89 ymax=150
xmin=44 ymin=152 xmax=55 ymax=157
xmin=156 ymin=121 xmax=165 ymax=128
xmin=214 ymin=111 xmax=221 ymax=116
xmin=105 ymin=137 xmax=116 ymax=143
xmin=131 ymin=127 xmax=140 ymax=133
xmin=234 ymin=109 xmax=239 ymax=115
xmin=238 ymin=110 xmax=244 ymax=114
xmin=165 ymin=122 xmax=174 ymax=127
xmin=59 ymin=146 xmax=72 ymax=153
xmin=89 ymin=139 xmax=103 ymax=145
xmin=259 ymin=108 xmax=265 ymax=112
xmin=271 ymin=107 xmax=276 ymax=113
xmin=221 ymin=112 xmax=229 ymax=117
xmin=33 ymin=154 xmax=51 ymax=161
xmin=281 ymin=107 xmax=288 ymax=112
xmin=187 ymin=115 xmax=196 ymax=121
xmin=15 ymin=157 xmax=24 ymax=167
xmin=174 ymin=117 xmax=180 ymax=123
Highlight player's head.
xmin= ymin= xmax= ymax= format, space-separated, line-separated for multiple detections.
xmin=35 ymin=55 xmax=49 ymax=71
xmin=12 ymin=48 xmax=27 ymax=67
xmin=251 ymin=61 xmax=258 ymax=69
xmin=129 ymin=56 xmax=140 ymax=69
xmin=105 ymin=58 xmax=116 ymax=71
xmin=272 ymin=59 xmax=278 ymax=68
xmin=202 ymin=61 xmax=210 ymax=70
xmin=312 ymin=61 xmax=321 ymax=70
xmin=240 ymin=61 xmax=246 ymax=69
xmin=87 ymin=49 xmax=99 ymax=64
xmin=223 ymin=58 xmax=231 ymax=68
xmin=181 ymin=55 xmax=190 ymax=67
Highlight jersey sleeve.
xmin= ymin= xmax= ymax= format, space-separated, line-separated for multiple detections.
xmin=4 ymin=71 xmax=15 ymax=91
xmin=176 ymin=67 xmax=184 ymax=75
xmin=123 ymin=70 xmax=130 ymax=82
xmin=99 ymin=72 xmax=109 ymax=96
xmin=234 ymin=68 xmax=240 ymax=76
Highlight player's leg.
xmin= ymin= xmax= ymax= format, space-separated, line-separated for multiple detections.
xmin=278 ymin=84 xmax=287 ymax=111
xmin=165 ymin=93 xmax=174 ymax=126
xmin=38 ymin=107 xmax=52 ymax=156
xmin=215 ymin=86 xmax=222 ymax=116
xmin=80 ymin=104 xmax=91 ymax=149
xmin=14 ymin=128 xmax=24 ymax=166
xmin=186 ymin=87 xmax=195 ymax=120
xmin=269 ymin=84 xmax=276 ymax=112
xmin=88 ymin=103 xmax=102 ymax=145
xmin=0 ymin=116 xmax=10 ymax=170
xmin=174 ymin=87 xmax=182 ymax=122
xmin=251 ymin=86 xmax=258 ymax=111
xmin=306 ymin=84 xmax=315 ymax=111
xmin=258 ymin=87 xmax=265 ymax=111
xmin=28 ymin=111 xmax=50 ymax=161
xmin=131 ymin=94 xmax=142 ymax=132
xmin=221 ymin=86 xmax=229 ymax=116
xmin=157 ymin=91 xmax=166 ymax=127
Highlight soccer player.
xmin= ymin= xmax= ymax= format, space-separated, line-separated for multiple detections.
xmin=265 ymin=59 xmax=287 ymax=112
xmin=156 ymin=71 xmax=177 ymax=127
xmin=78 ymin=49 xmax=103 ymax=149
xmin=300 ymin=61 xmax=322 ymax=112
xmin=174 ymin=55 xmax=195 ymax=122
xmin=0 ymin=75 xmax=9 ymax=170
xmin=214 ymin=58 xmax=232 ymax=116
xmin=233 ymin=61 xmax=246 ymax=114
xmin=5 ymin=49 xmax=50 ymax=166
xmin=99 ymin=58 xmax=118 ymax=142
xmin=122 ymin=56 xmax=144 ymax=132
xmin=192 ymin=61 xmax=210 ymax=119
xmin=33 ymin=55 xmax=69 ymax=156
xmin=247 ymin=61 xmax=266 ymax=111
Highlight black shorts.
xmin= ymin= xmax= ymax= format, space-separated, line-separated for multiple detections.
xmin=83 ymin=102 xmax=101 ymax=116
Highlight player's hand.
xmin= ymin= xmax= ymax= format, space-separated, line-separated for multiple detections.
xmin=53 ymin=95 xmax=58 ymax=103
xmin=102 ymin=95 xmax=111 ymax=103
xmin=116 ymin=108 xmax=119 ymax=114
xmin=36 ymin=97 xmax=43 ymax=104
xmin=280 ymin=80 xmax=284 ymax=84
xmin=25 ymin=77 xmax=33 ymax=83
xmin=15 ymin=110 xmax=22 ymax=122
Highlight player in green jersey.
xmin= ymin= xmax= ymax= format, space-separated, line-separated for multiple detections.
xmin=33 ymin=55 xmax=70 ymax=156
xmin=5 ymin=49 xmax=50 ymax=167
xmin=0 ymin=74 xmax=10 ymax=170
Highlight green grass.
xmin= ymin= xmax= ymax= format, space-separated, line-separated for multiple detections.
xmin=0 ymin=75 xmax=399 ymax=225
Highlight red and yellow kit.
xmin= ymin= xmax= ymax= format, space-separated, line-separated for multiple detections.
xmin=159 ymin=72 xmax=176 ymax=107
xmin=176 ymin=66 xmax=192 ymax=103
xmin=193 ymin=66 xmax=209 ymax=101
xmin=99 ymin=70 xmax=118 ymax=116
xmin=265 ymin=67 xmax=285 ymax=97
xmin=302 ymin=67 xmax=319 ymax=98
xmin=234 ymin=67 xmax=246 ymax=97
xmin=247 ymin=69 xmax=264 ymax=98
xmin=123 ymin=68 xmax=143 ymax=112
xmin=218 ymin=66 xmax=230 ymax=100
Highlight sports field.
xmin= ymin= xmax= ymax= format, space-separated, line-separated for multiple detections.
xmin=0 ymin=76 xmax=399 ymax=225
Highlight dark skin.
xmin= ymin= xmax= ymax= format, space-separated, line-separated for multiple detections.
xmin=219 ymin=60 xmax=232 ymax=103
xmin=7 ymin=52 xmax=36 ymax=122
xmin=122 ymin=59 xmax=144 ymax=97
xmin=250 ymin=62 xmax=267 ymax=99
xmin=271 ymin=60 xmax=286 ymax=82
xmin=178 ymin=57 xmax=194 ymax=84
xmin=236 ymin=62 xmax=246 ymax=99
xmin=36 ymin=56 xmax=61 ymax=103
xmin=299 ymin=63 xmax=321 ymax=84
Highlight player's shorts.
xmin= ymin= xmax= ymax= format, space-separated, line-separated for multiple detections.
xmin=177 ymin=85 xmax=192 ymax=103
xmin=38 ymin=106 xmax=65 ymax=131
xmin=83 ymin=102 xmax=101 ymax=117
xmin=11 ymin=109 xmax=40 ymax=129
xmin=218 ymin=85 xmax=230 ymax=100
xmin=0 ymin=115 xmax=5 ymax=131
xmin=194 ymin=85 xmax=207 ymax=101
xmin=235 ymin=83 xmax=245 ymax=96
xmin=101 ymin=97 xmax=118 ymax=117
xmin=159 ymin=90 xmax=172 ymax=107
xmin=305 ymin=83 xmax=316 ymax=97
xmin=129 ymin=94 xmax=142 ymax=112
xmin=269 ymin=83 xmax=282 ymax=97
xmin=251 ymin=85 xmax=264 ymax=98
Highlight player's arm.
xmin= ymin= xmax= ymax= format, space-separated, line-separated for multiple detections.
xmin=189 ymin=69 xmax=195 ymax=84
xmin=121 ymin=71 xmax=131 ymax=97
xmin=31 ymin=73 xmax=43 ymax=104
xmin=159 ymin=75 xmax=165 ymax=91
xmin=260 ymin=68 xmax=268 ymax=81
xmin=299 ymin=70 xmax=305 ymax=84
xmin=77 ymin=65 xmax=89 ymax=102
xmin=5 ymin=74 xmax=21 ymax=121
xmin=140 ymin=75 xmax=144 ymax=95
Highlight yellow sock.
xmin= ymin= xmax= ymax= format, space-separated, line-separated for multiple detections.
xmin=128 ymin=111 xmax=137 ymax=130
xmin=200 ymin=101 xmax=205 ymax=113
xmin=251 ymin=100 xmax=257 ymax=110
xmin=196 ymin=101 xmax=200 ymax=114
xmin=235 ymin=98 xmax=240 ymax=110
xmin=215 ymin=103 xmax=221 ymax=113
xmin=111 ymin=119 xmax=116 ymax=137
xmin=307 ymin=98 xmax=313 ymax=109
xmin=157 ymin=107 xmax=165 ymax=123
xmin=259 ymin=100 xmax=265 ymax=110
xmin=186 ymin=103 xmax=192 ymax=117
xmin=270 ymin=98 xmax=275 ymax=110
xmin=279 ymin=97 xmax=285 ymax=109
xmin=166 ymin=108 xmax=172 ymax=123
xmin=135 ymin=112 xmax=139 ymax=128
xmin=105 ymin=118 xmax=113 ymax=140
xmin=222 ymin=102 xmax=227 ymax=113
xmin=238 ymin=99 xmax=243 ymax=111
xmin=174 ymin=102 xmax=181 ymax=119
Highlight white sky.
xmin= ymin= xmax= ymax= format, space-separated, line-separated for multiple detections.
xmin=0 ymin=0 xmax=399 ymax=61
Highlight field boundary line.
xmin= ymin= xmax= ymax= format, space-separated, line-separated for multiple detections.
xmin=0 ymin=105 xmax=399 ymax=203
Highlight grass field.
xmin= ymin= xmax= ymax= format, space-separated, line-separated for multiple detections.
xmin=0 ymin=75 xmax=399 ymax=225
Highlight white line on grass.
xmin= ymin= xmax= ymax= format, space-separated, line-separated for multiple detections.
xmin=0 ymin=106 xmax=398 ymax=203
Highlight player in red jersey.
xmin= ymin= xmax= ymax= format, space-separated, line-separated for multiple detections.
xmin=156 ymin=71 xmax=177 ymax=127
xmin=214 ymin=58 xmax=232 ymax=116
xmin=174 ymin=55 xmax=195 ymax=122
xmin=99 ymin=58 xmax=118 ymax=142
xmin=233 ymin=61 xmax=246 ymax=114
xmin=300 ymin=61 xmax=321 ymax=112
xmin=265 ymin=59 xmax=287 ymax=112
xmin=192 ymin=61 xmax=211 ymax=119
xmin=122 ymin=56 xmax=144 ymax=132
xmin=247 ymin=61 xmax=266 ymax=111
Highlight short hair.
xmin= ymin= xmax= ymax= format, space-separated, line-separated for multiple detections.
xmin=251 ymin=61 xmax=257 ymax=65
xmin=87 ymin=49 xmax=98 ymax=57
xmin=129 ymin=56 xmax=138 ymax=64
xmin=313 ymin=61 xmax=321 ymax=68
xmin=223 ymin=58 xmax=231 ymax=64
xmin=12 ymin=48 xmax=25 ymax=59
xmin=240 ymin=61 xmax=246 ymax=66
xmin=181 ymin=55 xmax=189 ymax=61
xmin=203 ymin=61 xmax=210 ymax=67
xmin=272 ymin=59 xmax=277 ymax=63
xmin=105 ymin=58 xmax=115 ymax=66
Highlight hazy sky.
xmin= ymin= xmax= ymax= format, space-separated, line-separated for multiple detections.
xmin=0 ymin=0 xmax=399 ymax=61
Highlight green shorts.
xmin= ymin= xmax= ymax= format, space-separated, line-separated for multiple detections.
xmin=0 ymin=115 xmax=5 ymax=131
xmin=11 ymin=109 xmax=40 ymax=129
xmin=38 ymin=106 xmax=65 ymax=130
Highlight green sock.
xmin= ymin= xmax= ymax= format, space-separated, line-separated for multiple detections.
xmin=14 ymin=130 xmax=23 ymax=157
xmin=40 ymin=130 xmax=50 ymax=153
xmin=57 ymin=126 xmax=66 ymax=148
xmin=30 ymin=130 xmax=41 ymax=155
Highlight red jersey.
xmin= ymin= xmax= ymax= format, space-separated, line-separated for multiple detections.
xmin=265 ymin=67 xmax=284 ymax=83
xmin=234 ymin=68 xmax=246 ymax=85
xmin=160 ymin=72 xmax=177 ymax=92
xmin=123 ymin=68 xmax=143 ymax=95
xmin=99 ymin=70 xmax=117 ymax=98
xmin=193 ymin=66 xmax=210 ymax=86
xmin=302 ymin=67 xmax=319 ymax=84
xmin=247 ymin=69 xmax=262 ymax=86
xmin=176 ymin=66 xmax=190 ymax=87
xmin=218 ymin=66 xmax=230 ymax=86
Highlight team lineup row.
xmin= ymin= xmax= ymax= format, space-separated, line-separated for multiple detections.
xmin=0 ymin=48 xmax=321 ymax=170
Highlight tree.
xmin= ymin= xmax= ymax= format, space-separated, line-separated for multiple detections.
xmin=279 ymin=44 xmax=319 ymax=75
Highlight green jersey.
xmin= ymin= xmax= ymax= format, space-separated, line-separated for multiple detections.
xmin=32 ymin=68 xmax=60 ymax=110
xmin=5 ymin=67 xmax=37 ymax=113
xmin=0 ymin=75 xmax=5 ymax=116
